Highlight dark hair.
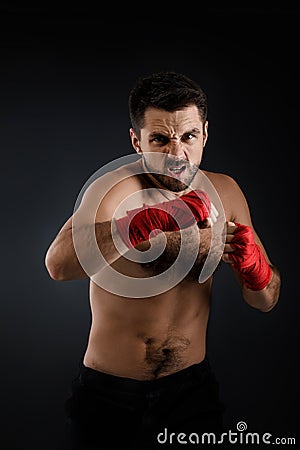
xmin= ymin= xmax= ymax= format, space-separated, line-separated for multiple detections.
xmin=129 ymin=71 xmax=208 ymax=137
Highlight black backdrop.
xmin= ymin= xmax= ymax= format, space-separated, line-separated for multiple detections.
xmin=1 ymin=7 xmax=299 ymax=449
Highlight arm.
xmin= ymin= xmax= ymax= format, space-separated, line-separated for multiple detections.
xmin=45 ymin=181 xmax=213 ymax=282
xmin=44 ymin=217 xmax=123 ymax=281
xmin=223 ymin=221 xmax=281 ymax=312
xmin=221 ymin=176 xmax=281 ymax=312
xmin=44 ymin=175 xmax=132 ymax=281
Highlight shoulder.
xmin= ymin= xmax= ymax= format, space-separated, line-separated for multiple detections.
xmin=203 ymin=170 xmax=239 ymax=190
xmin=202 ymin=170 xmax=251 ymax=223
xmin=202 ymin=170 xmax=247 ymax=199
xmin=78 ymin=161 xmax=144 ymax=222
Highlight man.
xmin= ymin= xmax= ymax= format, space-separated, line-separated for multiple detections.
xmin=45 ymin=71 xmax=281 ymax=449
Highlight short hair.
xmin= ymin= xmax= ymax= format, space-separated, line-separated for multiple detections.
xmin=129 ymin=71 xmax=208 ymax=137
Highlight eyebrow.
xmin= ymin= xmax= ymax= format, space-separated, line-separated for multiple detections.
xmin=149 ymin=128 xmax=201 ymax=138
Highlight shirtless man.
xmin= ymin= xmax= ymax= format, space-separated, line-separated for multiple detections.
xmin=45 ymin=71 xmax=281 ymax=449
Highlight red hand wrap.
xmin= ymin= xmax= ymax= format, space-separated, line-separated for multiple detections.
xmin=229 ymin=223 xmax=272 ymax=290
xmin=115 ymin=189 xmax=211 ymax=249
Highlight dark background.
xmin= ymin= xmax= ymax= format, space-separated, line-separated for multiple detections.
xmin=1 ymin=6 xmax=299 ymax=449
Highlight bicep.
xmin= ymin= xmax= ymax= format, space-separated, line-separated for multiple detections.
xmin=228 ymin=177 xmax=252 ymax=226
xmin=56 ymin=216 xmax=73 ymax=234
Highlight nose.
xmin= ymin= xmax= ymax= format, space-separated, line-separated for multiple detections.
xmin=167 ymin=138 xmax=186 ymax=159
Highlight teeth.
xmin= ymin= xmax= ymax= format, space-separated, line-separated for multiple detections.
xmin=168 ymin=166 xmax=185 ymax=172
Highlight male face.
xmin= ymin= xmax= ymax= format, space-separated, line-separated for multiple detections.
xmin=130 ymin=105 xmax=208 ymax=192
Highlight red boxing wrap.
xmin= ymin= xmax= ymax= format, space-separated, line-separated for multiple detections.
xmin=229 ymin=223 xmax=272 ymax=291
xmin=115 ymin=189 xmax=211 ymax=249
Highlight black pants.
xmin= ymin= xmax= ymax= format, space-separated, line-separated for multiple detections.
xmin=64 ymin=356 xmax=225 ymax=449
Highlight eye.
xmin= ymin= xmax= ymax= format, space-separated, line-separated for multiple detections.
xmin=182 ymin=133 xmax=196 ymax=142
xmin=151 ymin=135 xmax=169 ymax=145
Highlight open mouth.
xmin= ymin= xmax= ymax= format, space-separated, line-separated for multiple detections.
xmin=166 ymin=163 xmax=187 ymax=177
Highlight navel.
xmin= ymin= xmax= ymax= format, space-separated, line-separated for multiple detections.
xmin=144 ymin=335 xmax=190 ymax=379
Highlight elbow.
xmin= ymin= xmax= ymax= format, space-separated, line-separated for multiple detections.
xmin=243 ymin=285 xmax=280 ymax=313
xmin=248 ymin=294 xmax=279 ymax=313
xmin=259 ymin=280 xmax=281 ymax=313
xmin=258 ymin=299 xmax=278 ymax=313
xmin=260 ymin=294 xmax=280 ymax=313
xmin=44 ymin=251 xmax=67 ymax=281
xmin=46 ymin=265 xmax=65 ymax=281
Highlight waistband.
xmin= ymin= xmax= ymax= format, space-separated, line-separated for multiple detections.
xmin=78 ymin=356 xmax=211 ymax=393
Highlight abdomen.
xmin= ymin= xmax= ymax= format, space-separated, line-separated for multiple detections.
xmin=84 ymin=278 xmax=212 ymax=380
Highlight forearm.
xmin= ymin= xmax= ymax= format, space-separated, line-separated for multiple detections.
xmin=235 ymin=265 xmax=281 ymax=312
xmin=45 ymin=220 xmax=123 ymax=281
xmin=135 ymin=226 xmax=212 ymax=275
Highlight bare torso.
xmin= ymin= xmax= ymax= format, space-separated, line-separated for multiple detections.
xmin=84 ymin=255 xmax=213 ymax=380
xmin=81 ymin=163 xmax=234 ymax=380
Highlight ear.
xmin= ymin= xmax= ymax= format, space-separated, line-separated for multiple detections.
xmin=129 ymin=128 xmax=142 ymax=154
xmin=203 ymin=121 xmax=208 ymax=148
